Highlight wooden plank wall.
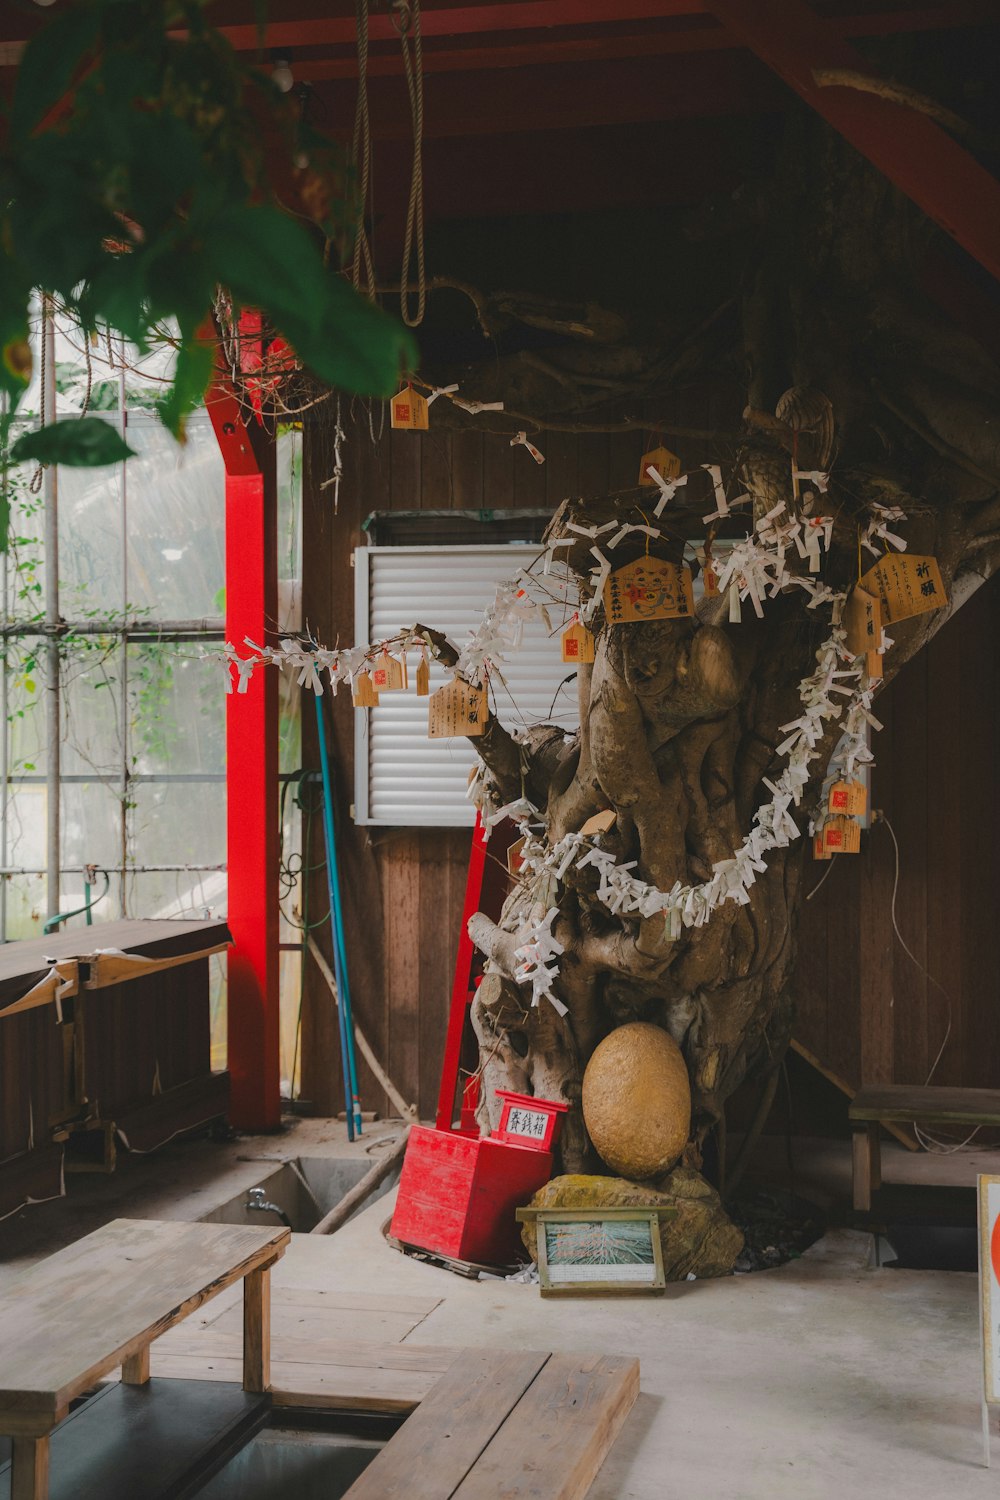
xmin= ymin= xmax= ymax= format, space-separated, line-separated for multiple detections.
xmin=795 ymin=572 xmax=1000 ymax=1095
xmin=301 ymin=410 xmax=1000 ymax=1120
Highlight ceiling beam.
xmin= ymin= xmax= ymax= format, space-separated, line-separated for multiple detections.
xmin=705 ymin=0 xmax=1000 ymax=284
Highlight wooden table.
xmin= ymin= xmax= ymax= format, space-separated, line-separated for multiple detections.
xmin=849 ymin=1085 xmax=1000 ymax=1210
xmin=0 ymin=1218 xmax=288 ymax=1500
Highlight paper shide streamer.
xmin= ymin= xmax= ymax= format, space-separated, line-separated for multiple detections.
xmin=219 ymin=466 xmax=907 ymax=1017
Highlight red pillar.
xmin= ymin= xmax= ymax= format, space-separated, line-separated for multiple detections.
xmin=207 ymin=364 xmax=280 ymax=1130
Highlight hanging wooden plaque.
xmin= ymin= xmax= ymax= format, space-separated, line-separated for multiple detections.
xmin=638 ymin=444 xmax=681 ymax=487
xmin=561 ymin=620 xmax=595 ymax=664
xmin=427 ymin=677 xmax=487 ymax=738
xmin=390 ymin=384 xmax=429 ymax=431
xmin=507 ymin=836 xmax=526 ymax=877
xmin=866 ymin=648 xmax=883 ymax=681
xmin=603 ymin=556 xmax=694 ymax=624
xmin=813 ymin=830 xmax=833 ymax=861
xmin=371 ymin=650 xmax=405 ymax=692
xmin=843 ymin=585 xmax=882 ymax=658
xmin=860 ymin=554 xmax=945 ymax=624
xmin=828 ymin=779 xmax=867 ymax=817
xmin=352 ymin=670 xmax=379 ymax=707
xmin=415 ymin=653 xmax=430 ymax=696
xmin=580 ymin=808 xmax=616 ymax=838
xmin=822 ymin=815 xmax=861 ymax=854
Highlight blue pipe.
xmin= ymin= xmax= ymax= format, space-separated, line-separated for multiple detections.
xmin=314 ymin=695 xmax=363 ymax=1139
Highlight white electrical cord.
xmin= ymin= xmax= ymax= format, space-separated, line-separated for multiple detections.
xmin=880 ymin=815 xmax=984 ymax=1153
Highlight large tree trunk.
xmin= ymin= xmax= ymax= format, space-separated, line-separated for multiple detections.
xmin=459 ymin=114 xmax=1000 ymax=1180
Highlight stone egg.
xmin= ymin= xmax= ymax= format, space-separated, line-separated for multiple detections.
xmin=582 ymin=1021 xmax=691 ymax=1179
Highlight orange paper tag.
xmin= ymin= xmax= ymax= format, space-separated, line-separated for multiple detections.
xmin=860 ymin=554 xmax=945 ymax=624
xmin=371 ymin=650 xmax=405 ymax=692
xmin=390 ymin=384 xmax=429 ymax=431
xmin=603 ymin=557 xmax=694 ymax=624
xmin=427 ymin=677 xmax=487 ymax=738
xmin=822 ymin=815 xmax=861 ymax=854
xmin=352 ymin=670 xmax=379 ymax=707
xmin=843 ymin=585 xmax=882 ymax=658
xmin=638 ymin=445 xmax=681 ymax=487
xmin=828 ymin=779 xmax=867 ymax=817
xmin=561 ymin=620 xmax=595 ymax=663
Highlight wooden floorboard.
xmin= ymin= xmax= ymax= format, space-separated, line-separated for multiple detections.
xmin=340 ymin=1349 xmax=550 ymax=1498
xmin=450 ymin=1352 xmax=640 ymax=1500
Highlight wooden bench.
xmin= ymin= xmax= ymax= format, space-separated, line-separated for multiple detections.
xmin=849 ymin=1085 xmax=1000 ymax=1210
xmin=342 ymin=1346 xmax=639 ymax=1500
xmin=0 ymin=1218 xmax=288 ymax=1500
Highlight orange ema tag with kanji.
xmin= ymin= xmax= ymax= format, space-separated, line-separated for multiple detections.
xmin=352 ymin=669 xmax=379 ymax=707
xmin=860 ymin=554 xmax=945 ymax=625
xmin=702 ymin=555 xmax=719 ymax=597
xmin=828 ymin=779 xmax=867 ymax=817
xmin=822 ymin=815 xmax=861 ymax=854
xmin=427 ymin=677 xmax=487 ymax=738
xmin=813 ymin=830 xmax=833 ymax=861
xmin=390 ymin=383 xmax=429 ymax=431
xmin=843 ymin=584 xmax=882 ymax=659
xmin=415 ymin=651 xmax=430 ymax=696
xmin=561 ymin=620 xmax=595 ymax=663
xmin=603 ymin=556 xmax=694 ymax=624
xmin=638 ymin=444 xmax=681 ymax=487
xmin=371 ymin=649 xmax=405 ymax=693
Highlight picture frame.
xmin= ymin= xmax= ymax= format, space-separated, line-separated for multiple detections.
xmin=516 ymin=1206 xmax=676 ymax=1297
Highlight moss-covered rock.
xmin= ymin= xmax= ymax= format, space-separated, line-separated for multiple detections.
xmin=521 ymin=1168 xmax=743 ymax=1280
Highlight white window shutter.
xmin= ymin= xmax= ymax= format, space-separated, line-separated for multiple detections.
xmin=354 ymin=545 xmax=579 ymax=827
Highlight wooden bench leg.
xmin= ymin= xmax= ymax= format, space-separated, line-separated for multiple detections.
xmin=852 ymin=1124 xmax=872 ymax=1212
xmin=122 ymin=1344 xmax=150 ymax=1386
xmin=12 ymin=1435 xmax=49 ymax=1500
xmin=868 ymin=1122 xmax=882 ymax=1194
xmin=243 ymin=1265 xmax=270 ymax=1393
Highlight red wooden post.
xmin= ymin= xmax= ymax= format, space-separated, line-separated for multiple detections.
xmin=207 ymin=344 xmax=280 ymax=1130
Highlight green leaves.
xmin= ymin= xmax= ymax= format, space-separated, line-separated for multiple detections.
xmin=10 ymin=419 xmax=136 ymax=468
xmin=202 ymin=204 xmax=415 ymax=396
xmin=155 ymin=335 xmax=215 ymax=440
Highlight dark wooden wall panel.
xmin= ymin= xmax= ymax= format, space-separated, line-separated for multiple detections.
xmin=302 ymin=406 xmax=1000 ymax=1122
xmin=795 ymin=574 xmax=1000 ymax=1104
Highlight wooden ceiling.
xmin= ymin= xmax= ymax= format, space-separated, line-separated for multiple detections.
xmin=2 ymin=1 xmax=998 ymax=277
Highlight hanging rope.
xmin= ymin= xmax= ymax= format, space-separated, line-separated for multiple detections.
xmin=393 ymin=0 xmax=426 ymax=327
xmin=351 ymin=0 xmax=377 ymax=299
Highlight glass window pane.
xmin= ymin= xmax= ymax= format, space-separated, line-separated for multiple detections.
xmin=60 ymin=641 xmax=123 ymax=777
xmin=127 ymin=644 xmax=225 ymax=777
xmin=127 ymin=781 xmax=226 ymax=870
xmin=124 ymin=415 xmax=224 ymax=619
xmin=1 ymin=874 xmax=47 ymax=941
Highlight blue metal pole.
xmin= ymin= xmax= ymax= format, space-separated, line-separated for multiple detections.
xmin=314 ymin=695 xmax=363 ymax=1138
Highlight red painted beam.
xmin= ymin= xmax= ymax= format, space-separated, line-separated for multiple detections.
xmin=705 ymin=0 xmax=1000 ymax=285
xmin=206 ymin=344 xmax=281 ymax=1132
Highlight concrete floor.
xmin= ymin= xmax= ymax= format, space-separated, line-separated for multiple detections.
xmin=2 ymin=1123 xmax=999 ymax=1498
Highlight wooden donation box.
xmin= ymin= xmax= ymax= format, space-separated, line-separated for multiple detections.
xmin=390 ymin=1091 xmax=569 ymax=1265
xmin=0 ymin=918 xmax=230 ymax=1218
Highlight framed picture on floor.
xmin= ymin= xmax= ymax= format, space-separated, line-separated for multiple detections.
xmin=517 ymin=1206 xmax=676 ymax=1297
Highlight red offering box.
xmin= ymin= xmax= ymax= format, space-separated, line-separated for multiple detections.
xmin=390 ymin=1125 xmax=555 ymax=1265
xmin=494 ymin=1090 xmax=569 ymax=1152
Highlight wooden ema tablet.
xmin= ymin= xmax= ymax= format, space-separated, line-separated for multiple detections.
xmin=638 ymin=444 xmax=681 ymax=487
xmin=843 ymin=584 xmax=881 ymax=657
xmin=822 ymin=815 xmax=861 ymax=854
xmin=860 ymin=554 xmax=945 ymax=624
xmin=580 ymin=808 xmax=615 ymax=837
xmin=415 ymin=653 xmax=430 ymax=696
xmin=603 ymin=557 xmax=693 ymax=624
xmin=372 ymin=650 xmax=405 ymax=692
xmin=828 ymin=779 xmax=867 ymax=817
xmin=353 ymin=670 xmax=379 ymax=707
xmin=428 ymin=678 xmax=487 ymax=738
xmin=390 ymin=384 xmax=429 ymax=431
xmin=561 ymin=621 xmax=595 ymax=664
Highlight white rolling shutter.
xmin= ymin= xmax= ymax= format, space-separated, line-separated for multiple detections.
xmin=354 ymin=545 xmax=578 ymax=827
